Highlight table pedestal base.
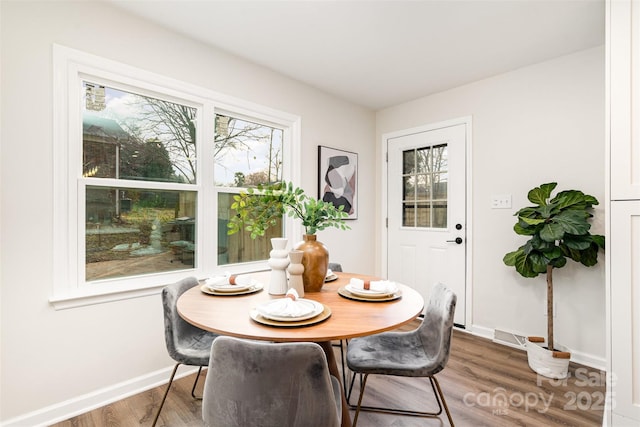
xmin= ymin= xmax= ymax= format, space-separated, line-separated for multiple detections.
xmin=319 ymin=341 xmax=351 ymax=427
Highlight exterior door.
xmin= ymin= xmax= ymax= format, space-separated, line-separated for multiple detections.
xmin=387 ymin=123 xmax=466 ymax=326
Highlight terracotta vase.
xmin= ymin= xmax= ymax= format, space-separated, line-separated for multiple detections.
xmin=294 ymin=234 xmax=329 ymax=292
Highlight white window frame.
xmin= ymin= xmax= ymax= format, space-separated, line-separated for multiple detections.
xmin=51 ymin=45 xmax=301 ymax=309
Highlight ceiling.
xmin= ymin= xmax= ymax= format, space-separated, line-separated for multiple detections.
xmin=108 ymin=0 xmax=605 ymax=110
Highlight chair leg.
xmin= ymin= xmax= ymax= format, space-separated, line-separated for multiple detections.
xmin=347 ymin=373 xmax=454 ymax=427
xmin=431 ymin=376 xmax=454 ymax=427
xmin=152 ymin=363 xmax=180 ymax=427
xmin=351 ymin=373 xmax=370 ymax=427
xmin=346 ymin=371 xmax=361 ymax=406
xmin=191 ymin=366 xmax=204 ymax=399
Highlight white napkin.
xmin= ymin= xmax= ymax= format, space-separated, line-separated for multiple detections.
xmin=205 ymin=274 xmax=246 ymax=290
xmin=348 ymin=278 xmax=397 ymax=294
xmin=326 ymin=269 xmax=333 ymax=277
xmin=258 ymin=289 xmax=315 ymax=318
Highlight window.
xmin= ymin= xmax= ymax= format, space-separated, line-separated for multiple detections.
xmin=52 ymin=45 xmax=300 ymax=308
xmin=82 ymin=83 xmax=199 ymax=282
xmin=214 ymin=114 xmax=284 ymax=266
xmin=402 ymin=144 xmax=448 ymax=228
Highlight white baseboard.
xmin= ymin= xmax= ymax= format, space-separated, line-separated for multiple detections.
xmin=567 ymin=347 xmax=606 ymax=372
xmin=611 ymin=413 xmax=640 ymax=426
xmin=0 ymin=365 xmax=199 ymax=427
xmin=462 ymin=324 xmax=606 ymax=372
xmin=464 ymin=323 xmax=494 ymax=340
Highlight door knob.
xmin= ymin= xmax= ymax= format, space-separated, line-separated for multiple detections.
xmin=446 ymin=237 xmax=463 ymax=244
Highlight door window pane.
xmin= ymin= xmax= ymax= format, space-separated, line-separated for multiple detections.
xmin=403 ymin=176 xmax=415 ymax=200
xmin=416 ymin=202 xmax=431 ymax=227
xmin=85 ymin=186 xmax=196 ymax=281
xmin=402 ymin=202 xmax=415 ymax=227
xmin=433 ymin=172 xmax=448 ymax=199
xmin=416 ymin=174 xmax=431 ymax=200
xmin=416 ymin=147 xmax=430 ymax=173
xmin=432 ymin=144 xmax=448 ymax=172
xmin=433 ymin=202 xmax=448 ymax=228
xmin=401 ymin=144 xmax=448 ymax=229
xmin=402 ymin=150 xmax=415 ymax=174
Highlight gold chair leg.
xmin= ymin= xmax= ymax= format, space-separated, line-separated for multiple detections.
xmin=347 ymin=373 xmax=454 ymax=427
xmin=351 ymin=373 xmax=370 ymax=427
xmin=152 ymin=363 xmax=180 ymax=427
xmin=431 ymin=376 xmax=454 ymax=427
xmin=345 ymin=372 xmax=358 ymax=407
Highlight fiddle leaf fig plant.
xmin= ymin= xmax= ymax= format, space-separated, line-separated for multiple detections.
xmin=227 ymin=181 xmax=350 ymax=238
xmin=503 ymin=182 xmax=605 ymax=351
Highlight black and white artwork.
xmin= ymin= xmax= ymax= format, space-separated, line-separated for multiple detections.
xmin=318 ymin=146 xmax=357 ymax=219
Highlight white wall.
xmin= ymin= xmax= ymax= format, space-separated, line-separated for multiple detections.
xmin=376 ymin=46 xmax=606 ymax=365
xmin=0 ymin=1 xmax=375 ymax=423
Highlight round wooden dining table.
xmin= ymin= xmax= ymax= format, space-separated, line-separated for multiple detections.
xmin=177 ymin=271 xmax=424 ymax=427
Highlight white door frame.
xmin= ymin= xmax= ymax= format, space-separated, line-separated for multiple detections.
xmin=380 ymin=116 xmax=473 ymax=327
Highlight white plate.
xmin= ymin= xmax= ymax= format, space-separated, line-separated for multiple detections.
xmin=201 ymin=282 xmax=263 ymax=296
xmin=338 ymin=286 xmax=402 ymax=302
xmin=256 ymin=299 xmax=324 ymax=322
xmin=325 ymin=274 xmax=338 ymax=282
xmin=205 ymin=275 xmax=254 ymax=292
xmin=345 ymin=283 xmax=397 ymax=298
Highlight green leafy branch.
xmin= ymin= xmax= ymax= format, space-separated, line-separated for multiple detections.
xmin=227 ymin=181 xmax=350 ymax=238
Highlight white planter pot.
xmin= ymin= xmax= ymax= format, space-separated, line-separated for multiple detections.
xmin=525 ymin=337 xmax=570 ymax=379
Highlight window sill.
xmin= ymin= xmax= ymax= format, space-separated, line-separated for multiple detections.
xmin=50 ymin=264 xmax=271 ymax=310
xmin=49 ymin=283 xmax=164 ymax=310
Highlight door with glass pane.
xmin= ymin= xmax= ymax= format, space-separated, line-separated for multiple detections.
xmin=387 ymin=124 xmax=466 ymax=326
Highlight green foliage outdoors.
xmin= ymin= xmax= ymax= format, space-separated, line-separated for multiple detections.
xmin=123 ymin=207 xmax=176 ymax=226
xmin=503 ymin=182 xmax=605 ymax=278
xmin=227 ymin=181 xmax=350 ymax=238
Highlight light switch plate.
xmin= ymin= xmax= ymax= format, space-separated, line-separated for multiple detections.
xmin=491 ymin=195 xmax=512 ymax=209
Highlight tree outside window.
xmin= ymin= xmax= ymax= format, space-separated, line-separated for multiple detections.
xmin=82 ymin=83 xmax=284 ymax=282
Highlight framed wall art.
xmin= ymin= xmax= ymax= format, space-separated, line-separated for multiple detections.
xmin=318 ymin=146 xmax=358 ymax=219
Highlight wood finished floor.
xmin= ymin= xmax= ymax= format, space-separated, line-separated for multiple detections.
xmin=51 ymin=326 xmax=605 ymax=427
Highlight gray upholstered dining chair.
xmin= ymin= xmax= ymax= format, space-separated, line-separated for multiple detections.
xmin=202 ymin=336 xmax=342 ymax=427
xmin=328 ymin=262 xmax=343 ymax=272
xmin=152 ymin=276 xmax=219 ymax=427
xmin=346 ymin=282 xmax=457 ymax=426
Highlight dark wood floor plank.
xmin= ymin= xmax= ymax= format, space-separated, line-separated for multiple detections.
xmin=50 ymin=327 xmax=604 ymax=427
